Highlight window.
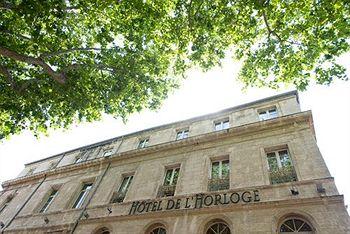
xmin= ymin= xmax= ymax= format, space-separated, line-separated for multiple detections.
xmin=138 ymin=138 xmax=149 ymax=149
xmin=211 ymin=160 xmax=229 ymax=179
xmin=75 ymin=156 xmax=84 ymax=164
xmin=111 ymin=175 xmax=133 ymax=203
xmin=176 ymin=129 xmax=189 ymax=140
xmin=73 ymin=183 xmax=93 ymax=208
xmin=39 ymin=189 xmax=58 ymax=213
xmin=266 ymin=148 xmax=297 ymax=184
xmin=214 ymin=119 xmax=229 ymax=131
xmin=279 ymin=217 xmax=314 ymax=233
xmin=103 ymin=149 xmax=113 ymax=157
xmin=206 ymin=220 xmax=231 ymax=234
xmin=209 ymin=159 xmax=230 ymax=191
xmin=146 ymin=224 xmax=167 ymax=234
xmin=26 ymin=168 xmax=35 ymax=176
xmin=259 ymin=107 xmax=278 ymax=121
xmin=95 ymin=227 xmax=111 ymax=234
xmin=149 ymin=227 xmax=166 ymax=234
xmin=158 ymin=167 xmax=180 ymax=197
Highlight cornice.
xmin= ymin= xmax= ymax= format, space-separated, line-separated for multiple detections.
xmin=24 ymin=91 xmax=299 ymax=167
xmin=2 ymin=110 xmax=312 ymax=188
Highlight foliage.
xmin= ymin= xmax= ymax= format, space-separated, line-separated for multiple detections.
xmin=0 ymin=0 xmax=349 ymax=139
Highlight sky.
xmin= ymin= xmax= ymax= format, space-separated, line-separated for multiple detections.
xmin=0 ymin=55 xmax=349 ymax=212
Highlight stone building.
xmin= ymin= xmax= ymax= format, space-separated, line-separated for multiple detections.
xmin=0 ymin=91 xmax=349 ymax=234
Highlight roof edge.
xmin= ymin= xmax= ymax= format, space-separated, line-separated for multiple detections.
xmin=25 ymin=90 xmax=298 ymax=166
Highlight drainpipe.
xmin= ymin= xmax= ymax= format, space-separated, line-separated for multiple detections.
xmin=53 ymin=153 xmax=65 ymax=169
xmin=70 ymin=162 xmax=111 ymax=234
xmin=1 ymin=174 xmax=47 ymax=234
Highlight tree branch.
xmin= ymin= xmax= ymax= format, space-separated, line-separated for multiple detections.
xmin=0 ymin=47 xmax=66 ymax=84
xmin=262 ymin=11 xmax=283 ymax=43
xmin=0 ymin=64 xmax=17 ymax=90
xmin=41 ymin=47 xmax=103 ymax=58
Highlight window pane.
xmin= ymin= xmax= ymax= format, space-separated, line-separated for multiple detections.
xmin=279 ymin=150 xmax=291 ymax=167
xmin=267 ymin=153 xmax=278 ymax=171
xmin=268 ymin=108 xmax=278 ymax=118
xmin=183 ymin=130 xmax=189 ymax=138
xmin=221 ymin=160 xmax=230 ymax=178
xmin=125 ymin=176 xmax=133 ymax=191
xmin=119 ymin=176 xmax=133 ymax=193
xmin=172 ymin=168 xmax=179 ymax=185
xmin=259 ymin=111 xmax=267 ymax=120
xmin=164 ymin=170 xmax=173 ymax=185
xmin=176 ymin=131 xmax=183 ymax=140
xmin=73 ymin=183 xmax=92 ymax=208
xmin=211 ymin=162 xmax=220 ymax=179
xmin=40 ymin=190 xmax=57 ymax=213
xmin=223 ymin=121 xmax=229 ymax=129
xmin=215 ymin=123 xmax=222 ymax=131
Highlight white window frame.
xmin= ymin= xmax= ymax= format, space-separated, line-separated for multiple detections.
xmin=138 ymin=138 xmax=149 ymax=149
xmin=163 ymin=167 xmax=180 ymax=186
xmin=266 ymin=149 xmax=292 ymax=170
xmin=176 ymin=129 xmax=189 ymax=140
xmin=210 ymin=158 xmax=230 ymax=179
xmin=72 ymin=183 xmax=93 ymax=209
xmin=118 ymin=174 xmax=134 ymax=193
xmin=39 ymin=189 xmax=58 ymax=213
xmin=214 ymin=119 xmax=230 ymax=131
xmin=258 ymin=107 xmax=278 ymax=121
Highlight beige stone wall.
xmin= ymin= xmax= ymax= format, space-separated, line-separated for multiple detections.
xmin=1 ymin=92 xmax=349 ymax=233
xmin=68 ymin=200 xmax=350 ymax=233
xmin=14 ymin=93 xmax=301 ymax=176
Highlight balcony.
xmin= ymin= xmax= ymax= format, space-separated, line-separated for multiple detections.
xmin=111 ymin=191 xmax=126 ymax=203
xmin=269 ymin=166 xmax=297 ymax=184
xmin=208 ymin=177 xmax=230 ymax=191
xmin=157 ymin=185 xmax=176 ymax=197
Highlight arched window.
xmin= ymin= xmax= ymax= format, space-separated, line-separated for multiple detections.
xmin=95 ymin=227 xmax=110 ymax=234
xmin=206 ymin=220 xmax=231 ymax=234
xmin=148 ymin=227 xmax=166 ymax=234
xmin=146 ymin=223 xmax=167 ymax=234
xmin=279 ymin=217 xmax=314 ymax=233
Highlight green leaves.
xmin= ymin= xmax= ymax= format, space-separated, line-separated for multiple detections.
xmin=0 ymin=0 xmax=349 ymax=139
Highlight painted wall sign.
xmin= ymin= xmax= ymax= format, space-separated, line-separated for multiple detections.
xmin=129 ymin=190 xmax=260 ymax=215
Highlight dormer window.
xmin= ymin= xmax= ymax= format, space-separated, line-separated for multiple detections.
xmin=103 ymin=149 xmax=113 ymax=157
xmin=214 ymin=119 xmax=229 ymax=131
xmin=26 ymin=168 xmax=35 ymax=176
xmin=138 ymin=138 xmax=149 ymax=149
xmin=176 ymin=129 xmax=189 ymax=140
xmin=258 ymin=107 xmax=278 ymax=121
xmin=75 ymin=156 xmax=84 ymax=164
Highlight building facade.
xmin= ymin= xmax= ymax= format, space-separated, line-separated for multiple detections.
xmin=0 ymin=91 xmax=349 ymax=234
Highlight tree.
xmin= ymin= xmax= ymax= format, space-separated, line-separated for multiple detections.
xmin=0 ymin=0 xmax=349 ymax=139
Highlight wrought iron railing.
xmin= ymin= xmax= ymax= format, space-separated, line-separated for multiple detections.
xmin=157 ymin=185 xmax=176 ymax=197
xmin=269 ymin=166 xmax=297 ymax=184
xmin=208 ymin=177 xmax=230 ymax=191
xmin=111 ymin=191 xmax=126 ymax=203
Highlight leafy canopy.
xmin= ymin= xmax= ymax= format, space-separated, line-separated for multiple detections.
xmin=0 ymin=0 xmax=349 ymax=139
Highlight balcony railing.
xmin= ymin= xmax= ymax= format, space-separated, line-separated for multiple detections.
xmin=269 ymin=166 xmax=297 ymax=184
xmin=208 ymin=177 xmax=230 ymax=191
xmin=111 ymin=191 xmax=126 ymax=203
xmin=157 ymin=185 xmax=176 ymax=197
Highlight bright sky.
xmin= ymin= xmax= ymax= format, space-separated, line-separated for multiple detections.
xmin=0 ymin=55 xmax=349 ymax=212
